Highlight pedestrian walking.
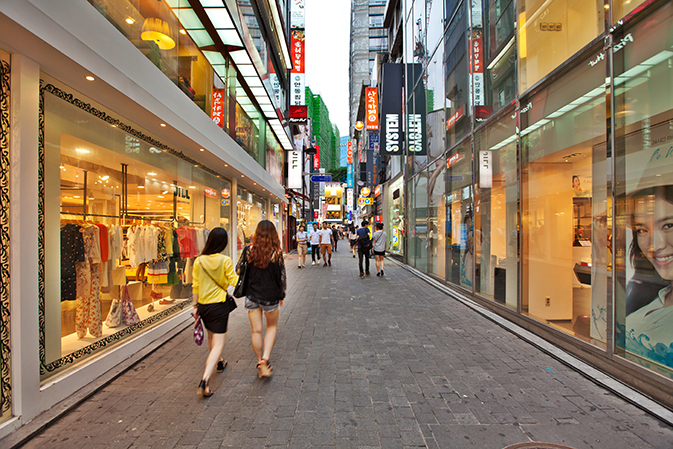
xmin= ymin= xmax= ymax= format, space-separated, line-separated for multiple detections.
xmin=372 ymin=222 xmax=388 ymax=276
xmin=309 ymin=222 xmax=320 ymax=266
xmin=349 ymin=225 xmax=358 ymax=258
xmin=296 ymin=225 xmax=309 ymax=269
xmin=331 ymin=225 xmax=339 ymax=252
xmin=319 ymin=222 xmax=334 ymax=266
xmin=192 ymin=227 xmax=239 ymax=397
xmin=356 ymin=220 xmax=372 ymax=277
xmin=237 ymin=220 xmax=286 ymax=378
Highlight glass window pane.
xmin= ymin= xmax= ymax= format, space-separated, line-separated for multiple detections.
xmin=445 ymin=4 xmax=471 ymax=148
xmin=474 ymin=109 xmax=517 ymax=308
xmin=517 ymin=0 xmax=604 ymax=92
xmin=614 ymin=2 xmax=673 ymax=379
xmin=428 ymin=159 xmax=447 ymax=278
xmin=411 ymin=171 xmax=428 ymax=271
xmin=520 ymin=49 xmax=607 ymax=346
xmin=446 ymin=138 xmax=473 ymax=288
xmin=388 ymin=177 xmax=405 ymax=256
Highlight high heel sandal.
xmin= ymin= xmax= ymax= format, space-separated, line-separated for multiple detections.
xmin=197 ymin=380 xmax=213 ymax=397
xmin=256 ymin=359 xmax=273 ymax=378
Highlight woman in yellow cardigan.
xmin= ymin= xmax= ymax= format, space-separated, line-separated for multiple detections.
xmin=192 ymin=227 xmax=238 ymax=397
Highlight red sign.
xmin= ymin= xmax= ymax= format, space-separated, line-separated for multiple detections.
xmin=211 ymin=89 xmax=225 ymax=128
xmin=375 ymin=214 xmax=382 ymax=223
xmin=221 ymin=188 xmax=230 ymax=198
xmin=313 ymin=145 xmax=320 ymax=169
xmin=347 ymin=141 xmax=353 ymax=164
xmin=446 ymin=105 xmax=464 ymax=131
xmin=314 ymin=210 xmax=319 ymax=219
xmin=365 ymin=87 xmax=379 ymax=131
xmin=204 ymin=187 xmax=217 ymax=198
xmin=470 ymin=36 xmax=483 ymax=74
xmin=289 ymin=105 xmax=307 ymax=118
xmin=291 ymin=30 xmax=305 ymax=74
xmin=374 ymin=185 xmax=381 ymax=197
xmin=447 ymin=152 xmax=464 ymax=169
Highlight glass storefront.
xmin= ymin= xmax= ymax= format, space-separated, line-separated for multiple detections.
xmin=236 ymin=187 xmax=267 ymax=256
xmin=388 ymin=177 xmax=405 ymax=256
xmin=614 ymin=0 xmax=673 ymax=379
xmin=0 ymin=48 xmax=11 ymax=422
xmin=40 ymin=76 xmax=231 ymax=379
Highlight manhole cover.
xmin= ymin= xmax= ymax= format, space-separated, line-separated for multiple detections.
xmin=504 ymin=444 xmax=575 ymax=449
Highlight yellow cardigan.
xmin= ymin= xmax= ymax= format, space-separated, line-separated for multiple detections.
xmin=192 ymin=254 xmax=239 ymax=304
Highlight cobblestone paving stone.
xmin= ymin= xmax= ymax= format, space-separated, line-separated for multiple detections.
xmin=22 ymin=248 xmax=673 ymax=449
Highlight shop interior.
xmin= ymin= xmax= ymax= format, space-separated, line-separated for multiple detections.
xmin=237 ymin=188 xmax=266 ymax=255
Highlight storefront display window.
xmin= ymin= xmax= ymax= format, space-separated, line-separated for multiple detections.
xmin=324 ymin=184 xmax=344 ymax=222
xmin=265 ymin=126 xmax=284 ymax=185
xmin=517 ymin=0 xmax=604 ymax=92
xmin=520 ymin=48 xmax=607 ymax=346
xmin=0 ymin=48 xmax=11 ymax=422
xmin=40 ymin=77 xmax=232 ymax=379
xmin=614 ymin=1 xmax=673 ymax=379
xmin=428 ymin=159 xmax=446 ymax=278
xmin=237 ymin=187 xmax=267 ymax=256
xmin=446 ymin=138 xmax=473 ymax=288
xmin=474 ymin=109 xmax=517 ymax=309
xmin=235 ymin=99 xmax=261 ymax=162
xmin=411 ymin=171 xmax=428 ymax=271
xmin=388 ymin=177 xmax=405 ymax=256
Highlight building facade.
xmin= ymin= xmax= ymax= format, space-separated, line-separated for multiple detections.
xmin=0 ymin=0 xmax=292 ymax=439
xmin=372 ymin=0 xmax=673 ymax=407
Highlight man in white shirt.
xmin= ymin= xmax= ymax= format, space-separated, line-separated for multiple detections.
xmin=319 ymin=222 xmax=335 ymax=267
xmin=309 ymin=223 xmax=321 ymax=266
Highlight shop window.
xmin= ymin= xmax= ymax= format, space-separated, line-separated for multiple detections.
xmin=520 ymin=48 xmax=607 ymax=347
xmin=237 ymin=188 xmax=267 ymax=256
xmin=40 ymin=78 xmax=232 ymax=379
xmin=474 ymin=109 xmax=517 ymax=309
xmin=411 ymin=171 xmax=428 ymax=271
xmin=614 ymin=1 xmax=673 ymax=379
xmin=389 ymin=178 xmax=405 ymax=256
xmin=0 ymin=49 xmax=11 ymax=422
xmin=445 ymin=5 xmax=470 ymax=149
xmin=427 ymin=46 xmax=446 ymax=160
xmin=517 ymin=0 xmax=604 ymax=93
xmin=445 ymin=138 xmax=474 ymax=289
xmin=428 ymin=159 xmax=447 ymax=278
xmin=613 ymin=0 xmax=649 ymax=24
xmin=235 ymin=92 xmax=261 ymax=161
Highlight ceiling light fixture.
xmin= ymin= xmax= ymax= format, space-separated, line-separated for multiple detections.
xmin=76 ymin=148 xmax=90 ymax=153
xmin=85 ymin=75 xmax=95 ymax=81
xmin=125 ymin=17 xmax=135 ymax=25
xmin=148 ymin=172 xmax=157 ymax=176
xmin=141 ymin=17 xmax=175 ymax=50
xmin=160 ymin=123 xmax=167 ymax=127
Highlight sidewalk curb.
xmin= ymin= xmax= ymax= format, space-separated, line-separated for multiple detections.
xmin=388 ymin=257 xmax=673 ymax=428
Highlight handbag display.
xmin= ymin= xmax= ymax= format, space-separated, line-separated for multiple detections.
xmin=105 ymin=296 xmax=123 ymax=328
xmin=233 ymin=248 xmax=249 ymax=298
xmin=193 ymin=313 xmax=204 ymax=346
xmin=121 ymin=284 xmax=141 ymax=326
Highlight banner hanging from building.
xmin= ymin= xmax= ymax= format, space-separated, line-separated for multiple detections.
xmin=290 ymin=28 xmax=305 ymax=106
xmin=347 ymin=140 xmax=353 ymax=164
xmin=407 ymin=63 xmax=427 ymax=155
xmin=366 ymin=87 xmax=379 ymax=130
xmin=313 ymin=145 xmax=320 ymax=169
xmin=346 ymin=163 xmax=353 ymax=188
xmin=379 ymin=64 xmax=403 ymax=155
xmin=211 ymin=89 xmax=225 ymax=128
xmin=290 ymin=0 xmax=305 ymax=29
xmin=288 ymin=150 xmax=302 ymax=189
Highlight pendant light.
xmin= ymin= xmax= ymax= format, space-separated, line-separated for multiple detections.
xmin=141 ymin=1 xmax=175 ymax=50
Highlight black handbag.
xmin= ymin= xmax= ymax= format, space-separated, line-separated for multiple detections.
xmin=233 ymin=247 xmax=249 ymax=298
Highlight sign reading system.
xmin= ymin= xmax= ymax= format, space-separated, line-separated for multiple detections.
xmin=380 ymin=64 xmax=403 ymax=155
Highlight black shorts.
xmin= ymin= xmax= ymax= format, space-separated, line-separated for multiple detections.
xmin=350 ymin=240 xmax=357 ymax=248
xmin=373 ymin=250 xmax=385 ymax=256
xmin=197 ymin=301 xmax=232 ymax=334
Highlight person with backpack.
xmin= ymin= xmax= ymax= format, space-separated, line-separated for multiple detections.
xmin=237 ymin=220 xmax=286 ymax=378
xmin=357 ymin=220 xmax=372 ymax=278
xmin=192 ymin=228 xmax=238 ymax=397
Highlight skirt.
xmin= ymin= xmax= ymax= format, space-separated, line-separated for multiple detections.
xmin=197 ymin=301 xmax=234 ymax=334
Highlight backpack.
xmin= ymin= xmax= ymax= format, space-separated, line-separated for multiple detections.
xmin=359 ymin=231 xmax=372 ymax=249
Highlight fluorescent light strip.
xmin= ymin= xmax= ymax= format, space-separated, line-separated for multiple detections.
xmin=187 ymin=29 xmax=214 ymax=47
xmin=237 ymin=65 xmax=258 ymax=77
xmin=244 ymin=76 xmax=263 ymax=88
xmin=205 ymin=8 xmax=234 ymax=29
xmin=203 ymin=51 xmax=226 ymax=65
xmin=175 ymin=8 xmax=203 ymax=29
xmin=486 ymin=36 xmax=515 ymax=71
xmin=230 ymin=50 xmax=252 ymax=66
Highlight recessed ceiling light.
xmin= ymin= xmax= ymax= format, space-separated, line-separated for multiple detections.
xmin=160 ymin=123 xmax=167 ymax=127
xmin=241 ymin=175 xmax=244 ymax=177
xmin=224 ymin=164 xmax=229 ymax=167
xmin=138 ymin=186 xmax=145 ymax=189
xmin=89 ymin=197 xmax=94 ymax=200
xmin=85 ymin=75 xmax=95 ymax=81
xmin=200 ymin=148 xmax=204 ymax=152
xmin=180 ymin=29 xmax=187 ymax=35
xmin=101 ymin=175 xmax=109 ymax=180
xmin=254 ymin=182 xmax=257 ymax=185
xmin=147 ymin=172 xmax=157 ymax=176
xmin=189 ymin=186 xmax=196 ymax=189
xmin=125 ymin=17 xmax=135 ymax=25
xmin=76 ymin=148 xmax=90 ymax=153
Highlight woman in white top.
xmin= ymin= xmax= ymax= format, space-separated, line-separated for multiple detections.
xmin=372 ymin=222 xmax=388 ymax=276
xmin=349 ymin=225 xmax=358 ymax=258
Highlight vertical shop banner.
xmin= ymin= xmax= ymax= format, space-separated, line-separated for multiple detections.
xmin=347 ymin=140 xmax=353 ymax=164
xmin=211 ymin=89 xmax=225 ymax=128
xmin=479 ymin=150 xmax=492 ymax=188
xmin=368 ymin=132 xmax=380 ymax=151
xmin=290 ymin=29 xmax=305 ymax=106
xmin=347 ymin=163 xmax=353 ymax=188
xmin=380 ymin=64 xmax=404 ymax=155
xmin=346 ymin=188 xmax=354 ymax=213
xmin=470 ymin=0 xmax=484 ymax=108
xmin=288 ymin=150 xmax=302 ymax=189
xmin=366 ymin=87 xmax=379 ymax=130
xmin=290 ymin=0 xmax=305 ymax=29
xmin=291 ymin=74 xmax=305 ymax=106
xmin=313 ymin=145 xmax=320 ymax=169
xmin=407 ymin=64 xmax=427 ymax=155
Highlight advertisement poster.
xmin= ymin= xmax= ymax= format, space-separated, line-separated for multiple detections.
xmin=290 ymin=0 xmax=305 ymax=29
xmin=211 ymin=89 xmax=224 ymax=128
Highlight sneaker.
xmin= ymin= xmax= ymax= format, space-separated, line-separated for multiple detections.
xmin=312 ymin=261 xmax=315 ymax=266
xmin=366 ymin=271 xmax=370 ymax=276
xmin=359 ymin=273 xmax=364 ymax=278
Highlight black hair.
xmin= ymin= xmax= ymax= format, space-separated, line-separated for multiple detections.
xmin=361 ymin=220 xmax=368 ymax=227
xmin=572 ymin=175 xmax=579 ymax=183
xmin=376 ymin=222 xmax=384 ymax=230
xmin=201 ymin=227 xmax=229 ymax=255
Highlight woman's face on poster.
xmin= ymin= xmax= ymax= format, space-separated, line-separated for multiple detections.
xmin=633 ymin=192 xmax=673 ymax=280
xmin=573 ymin=176 xmax=581 ymax=190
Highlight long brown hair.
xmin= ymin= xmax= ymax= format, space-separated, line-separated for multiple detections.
xmin=249 ymin=220 xmax=281 ymax=268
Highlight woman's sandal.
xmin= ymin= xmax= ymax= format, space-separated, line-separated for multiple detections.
xmin=217 ymin=360 xmax=227 ymax=373
xmin=197 ymin=380 xmax=213 ymax=397
xmin=256 ymin=359 xmax=273 ymax=378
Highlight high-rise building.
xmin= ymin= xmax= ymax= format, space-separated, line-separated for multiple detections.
xmin=306 ymin=87 xmax=340 ymax=172
xmin=0 ymin=0 xmax=293 ymax=436
xmin=349 ymin=0 xmax=388 ymax=134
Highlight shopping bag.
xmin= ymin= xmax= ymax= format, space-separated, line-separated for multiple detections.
xmin=193 ymin=313 xmax=204 ymax=346
xmin=105 ymin=297 xmax=123 ymax=328
xmin=121 ymin=284 xmax=141 ymax=326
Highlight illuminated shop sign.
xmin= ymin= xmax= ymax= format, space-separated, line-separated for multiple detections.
xmin=446 ymin=106 xmax=464 ymax=131
xmin=347 ymin=140 xmax=353 ymax=164
xmin=380 ymin=63 xmax=403 ymax=155
xmin=288 ymin=150 xmax=302 ymax=189
xmin=313 ymin=145 xmax=320 ymax=169
xmin=221 ymin=188 xmax=230 ymax=198
xmin=447 ymin=152 xmax=464 ymax=169
xmin=211 ymin=89 xmax=224 ymax=128
xmin=366 ymin=87 xmax=379 ymax=130
xmin=204 ymin=187 xmax=217 ymax=198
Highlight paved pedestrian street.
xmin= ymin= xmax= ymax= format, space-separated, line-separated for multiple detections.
xmin=24 ymin=249 xmax=673 ymax=449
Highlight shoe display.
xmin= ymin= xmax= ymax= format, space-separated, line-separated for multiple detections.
xmin=159 ymin=299 xmax=173 ymax=305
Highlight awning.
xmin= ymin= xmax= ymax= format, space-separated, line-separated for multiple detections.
xmin=285 ymin=188 xmax=310 ymax=202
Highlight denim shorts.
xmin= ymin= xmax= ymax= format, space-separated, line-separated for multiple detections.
xmin=245 ymin=297 xmax=279 ymax=313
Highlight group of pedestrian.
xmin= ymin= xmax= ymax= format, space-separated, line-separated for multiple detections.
xmin=192 ymin=220 xmax=286 ymax=398
xmin=296 ymin=222 xmax=336 ymax=268
xmin=350 ymin=220 xmax=388 ymax=278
